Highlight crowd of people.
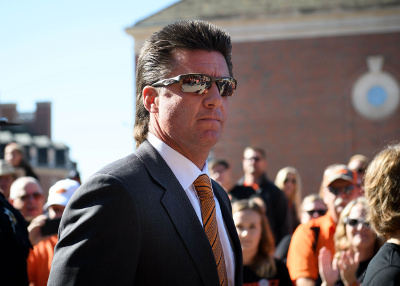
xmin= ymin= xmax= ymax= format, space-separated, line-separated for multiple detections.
xmin=1 ymin=19 xmax=399 ymax=286
xmin=0 ymin=142 xmax=81 ymax=286
xmin=210 ymin=144 xmax=400 ymax=286
xmin=3 ymin=142 xmax=397 ymax=286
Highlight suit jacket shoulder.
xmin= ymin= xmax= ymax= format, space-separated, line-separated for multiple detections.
xmin=49 ymin=140 xmax=242 ymax=286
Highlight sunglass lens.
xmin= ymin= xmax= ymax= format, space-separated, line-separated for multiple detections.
xmin=33 ymin=193 xmax=42 ymax=199
xmin=307 ymin=210 xmax=327 ymax=216
xmin=181 ymin=75 xmax=209 ymax=94
xmin=217 ymin=79 xmax=236 ymax=97
xmin=348 ymin=219 xmax=357 ymax=226
xmin=345 ymin=185 xmax=354 ymax=194
xmin=214 ymin=80 xmax=228 ymax=97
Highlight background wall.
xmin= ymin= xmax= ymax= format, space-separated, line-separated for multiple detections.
xmin=213 ymin=32 xmax=400 ymax=194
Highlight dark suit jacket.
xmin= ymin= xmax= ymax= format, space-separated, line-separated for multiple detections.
xmin=48 ymin=140 xmax=243 ymax=285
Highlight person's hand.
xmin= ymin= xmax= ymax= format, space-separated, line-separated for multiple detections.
xmin=338 ymin=250 xmax=360 ymax=286
xmin=28 ymin=214 xmax=50 ymax=246
xmin=318 ymin=247 xmax=339 ymax=286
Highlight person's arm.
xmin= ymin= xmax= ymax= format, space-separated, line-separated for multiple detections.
xmin=296 ymin=277 xmax=316 ymax=286
xmin=47 ymin=174 xmax=140 ymax=285
xmin=287 ymin=223 xmax=319 ymax=284
xmin=28 ymin=214 xmax=48 ymax=245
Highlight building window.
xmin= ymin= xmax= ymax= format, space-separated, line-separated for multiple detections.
xmin=56 ymin=150 xmax=66 ymax=167
xmin=38 ymin=148 xmax=48 ymax=165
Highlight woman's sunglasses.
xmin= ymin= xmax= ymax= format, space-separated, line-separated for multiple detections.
xmin=344 ymin=217 xmax=370 ymax=228
xmin=306 ymin=209 xmax=327 ymax=217
xmin=284 ymin=178 xmax=296 ymax=184
xmin=151 ymin=73 xmax=237 ymax=97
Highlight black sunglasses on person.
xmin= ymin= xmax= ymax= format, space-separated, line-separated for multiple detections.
xmin=284 ymin=178 xmax=296 ymax=184
xmin=152 ymin=73 xmax=237 ymax=97
xmin=328 ymin=185 xmax=354 ymax=196
xmin=306 ymin=209 xmax=327 ymax=217
xmin=344 ymin=217 xmax=370 ymax=228
xmin=19 ymin=193 xmax=43 ymax=202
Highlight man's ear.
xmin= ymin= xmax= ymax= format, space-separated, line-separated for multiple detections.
xmin=143 ymin=86 xmax=159 ymax=113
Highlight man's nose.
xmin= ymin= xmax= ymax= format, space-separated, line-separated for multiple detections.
xmin=204 ymin=83 xmax=222 ymax=108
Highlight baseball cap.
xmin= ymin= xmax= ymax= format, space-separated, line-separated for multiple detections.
xmin=323 ymin=164 xmax=355 ymax=187
xmin=44 ymin=178 xmax=80 ymax=210
xmin=0 ymin=160 xmax=16 ymax=176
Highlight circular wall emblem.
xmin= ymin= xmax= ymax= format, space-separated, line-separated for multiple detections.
xmin=352 ymin=56 xmax=400 ymax=121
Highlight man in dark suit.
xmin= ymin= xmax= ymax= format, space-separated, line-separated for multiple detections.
xmin=48 ymin=20 xmax=242 ymax=286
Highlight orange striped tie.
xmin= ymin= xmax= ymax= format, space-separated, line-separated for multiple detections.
xmin=193 ymin=174 xmax=228 ymax=286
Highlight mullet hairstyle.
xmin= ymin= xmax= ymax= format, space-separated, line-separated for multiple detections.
xmin=364 ymin=143 xmax=400 ymax=239
xmin=134 ymin=20 xmax=233 ymax=148
xmin=232 ymin=199 xmax=277 ymax=278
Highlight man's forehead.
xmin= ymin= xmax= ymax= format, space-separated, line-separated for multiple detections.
xmin=303 ymin=201 xmax=323 ymax=211
xmin=348 ymin=160 xmax=366 ymax=169
xmin=244 ymin=149 xmax=260 ymax=157
xmin=172 ymin=49 xmax=228 ymax=74
xmin=23 ymin=182 xmax=42 ymax=193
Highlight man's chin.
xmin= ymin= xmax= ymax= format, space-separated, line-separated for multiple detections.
xmin=199 ymin=131 xmax=221 ymax=146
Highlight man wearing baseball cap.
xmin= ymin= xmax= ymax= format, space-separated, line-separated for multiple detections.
xmin=287 ymin=164 xmax=358 ymax=286
xmin=27 ymin=178 xmax=79 ymax=286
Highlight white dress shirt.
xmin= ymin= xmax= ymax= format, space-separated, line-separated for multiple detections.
xmin=147 ymin=132 xmax=235 ymax=286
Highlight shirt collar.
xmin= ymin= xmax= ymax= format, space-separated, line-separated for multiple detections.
xmin=147 ymin=132 xmax=210 ymax=190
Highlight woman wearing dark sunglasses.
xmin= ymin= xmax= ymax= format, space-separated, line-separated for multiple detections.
xmin=318 ymin=197 xmax=382 ymax=286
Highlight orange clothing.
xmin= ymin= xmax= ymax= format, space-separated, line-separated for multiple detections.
xmin=27 ymin=235 xmax=58 ymax=286
xmin=243 ymin=182 xmax=259 ymax=191
xmin=286 ymin=211 xmax=336 ymax=283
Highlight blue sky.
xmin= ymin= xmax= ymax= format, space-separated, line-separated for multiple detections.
xmin=0 ymin=0 xmax=179 ymax=181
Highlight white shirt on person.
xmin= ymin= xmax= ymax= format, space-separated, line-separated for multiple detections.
xmin=147 ymin=132 xmax=235 ymax=286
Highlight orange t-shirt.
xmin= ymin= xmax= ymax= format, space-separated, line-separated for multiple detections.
xmin=27 ymin=235 xmax=58 ymax=286
xmin=286 ymin=212 xmax=336 ymax=283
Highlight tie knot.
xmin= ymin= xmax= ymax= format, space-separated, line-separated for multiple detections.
xmin=193 ymin=174 xmax=213 ymax=199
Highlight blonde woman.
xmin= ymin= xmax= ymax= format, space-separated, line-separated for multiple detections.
xmin=275 ymin=166 xmax=302 ymax=233
xmin=233 ymin=199 xmax=291 ymax=285
xmin=318 ymin=197 xmax=381 ymax=286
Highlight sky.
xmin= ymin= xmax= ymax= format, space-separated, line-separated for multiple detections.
xmin=0 ymin=0 xmax=180 ymax=181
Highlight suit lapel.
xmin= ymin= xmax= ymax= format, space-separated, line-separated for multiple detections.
xmin=135 ymin=141 xmax=220 ymax=285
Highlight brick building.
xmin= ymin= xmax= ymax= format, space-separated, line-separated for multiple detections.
xmin=126 ymin=0 xmax=400 ymax=195
xmin=0 ymin=102 xmax=77 ymax=197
